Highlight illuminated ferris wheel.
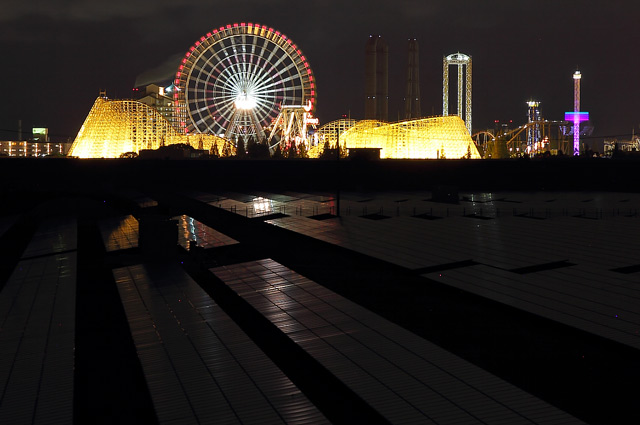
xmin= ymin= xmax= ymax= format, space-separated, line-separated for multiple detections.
xmin=174 ymin=23 xmax=316 ymax=142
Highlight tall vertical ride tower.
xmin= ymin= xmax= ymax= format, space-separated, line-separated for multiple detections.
xmin=572 ymin=71 xmax=581 ymax=156
xmin=365 ymin=35 xmax=389 ymax=121
xmin=526 ymin=101 xmax=542 ymax=152
xmin=404 ymin=39 xmax=421 ymax=119
xmin=564 ymin=70 xmax=589 ymax=156
xmin=443 ymin=53 xmax=472 ymax=135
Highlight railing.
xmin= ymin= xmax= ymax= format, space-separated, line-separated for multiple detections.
xmin=219 ymin=201 xmax=638 ymax=220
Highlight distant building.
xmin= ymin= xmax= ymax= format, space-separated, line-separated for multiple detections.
xmin=0 ymin=141 xmax=71 ymax=157
xmin=365 ymin=35 xmax=389 ymax=121
xmin=604 ymin=138 xmax=640 ymax=156
xmin=0 ymin=127 xmax=71 ymax=157
xmin=404 ymin=39 xmax=421 ymax=119
xmin=134 ymin=84 xmax=180 ymax=130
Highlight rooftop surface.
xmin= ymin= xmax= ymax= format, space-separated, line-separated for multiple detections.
xmin=1 ymin=158 xmax=639 ymax=424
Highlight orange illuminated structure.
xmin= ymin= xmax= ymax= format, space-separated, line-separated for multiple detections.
xmin=267 ymin=101 xmax=319 ymax=151
xmin=314 ymin=119 xmax=357 ymax=147
xmin=312 ymin=116 xmax=480 ymax=159
xmin=68 ymin=95 xmax=230 ymax=158
xmin=70 ymin=23 xmax=478 ymax=160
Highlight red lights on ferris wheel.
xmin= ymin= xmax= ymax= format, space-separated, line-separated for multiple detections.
xmin=174 ymin=23 xmax=316 ymax=139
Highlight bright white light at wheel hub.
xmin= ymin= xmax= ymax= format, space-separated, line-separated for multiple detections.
xmin=234 ymin=92 xmax=257 ymax=110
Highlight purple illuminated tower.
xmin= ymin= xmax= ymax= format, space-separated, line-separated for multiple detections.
xmin=572 ymin=71 xmax=581 ymax=155
xmin=565 ymin=70 xmax=589 ymax=156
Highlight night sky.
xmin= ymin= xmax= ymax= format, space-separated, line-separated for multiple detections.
xmin=2 ymin=0 xmax=639 ymax=146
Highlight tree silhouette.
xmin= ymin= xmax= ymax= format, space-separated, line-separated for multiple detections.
xmin=221 ymin=141 xmax=231 ymax=157
xmin=298 ymin=142 xmax=309 ymax=158
xmin=247 ymin=137 xmax=270 ymax=158
xmin=236 ymin=137 xmax=246 ymax=157
xmin=272 ymin=144 xmax=284 ymax=159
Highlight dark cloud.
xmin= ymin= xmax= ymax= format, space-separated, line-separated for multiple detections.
xmin=134 ymin=53 xmax=183 ymax=87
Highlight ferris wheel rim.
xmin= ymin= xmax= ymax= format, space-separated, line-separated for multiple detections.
xmin=175 ymin=23 xmax=315 ymax=139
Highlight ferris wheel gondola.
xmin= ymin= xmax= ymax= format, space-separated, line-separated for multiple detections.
xmin=174 ymin=23 xmax=315 ymax=143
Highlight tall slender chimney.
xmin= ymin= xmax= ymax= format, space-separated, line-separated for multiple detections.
xmin=364 ymin=35 xmax=388 ymax=121
xmin=404 ymin=39 xmax=421 ymax=119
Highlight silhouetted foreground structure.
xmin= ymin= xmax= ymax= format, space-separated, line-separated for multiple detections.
xmin=1 ymin=158 xmax=639 ymax=424
xmin=2 ymin=156 xmax=640 ymax=193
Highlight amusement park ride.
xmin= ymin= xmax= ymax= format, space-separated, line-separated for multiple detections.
xmin=267 ymin=101 xmax=319 ymax=152
xmin=69 ymin=22 xmax=583 ymax=160
xmin=472 ymin=120 xmax=594 ymax=158
xmin=69 ymin=22 xmax=478 ymax=159
xmin=173 ymin=22 xmax=318 ymax=150
xmin=472 ymin=70 xmax=591 ymax=158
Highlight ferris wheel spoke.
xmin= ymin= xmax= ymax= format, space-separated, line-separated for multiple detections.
xmin=261 ymin=43 xmax=283 ymax=69
xmin=253 ymin=96 xmax=273 ymax=111
xmin=215 ymin=85 xmax=240 ymax=99
xmin=224 ymin=58 xmax=254 ymax=93
xmin=192 ymin=51 xmax=224 ymax=84
xmin=254 ymin=86 xmax=290 ymax=99
xmin=270 ymin=62 xmax=301 ymax=86
xmin=226 ymin=52 xmax=247 ymax=87
xmin=251 ymin=63 xmax=297 ymax=94
xmin=246 ymin=46 xmax=274 ymax=81
xmin=219 ymin=73 xmax=242 ymax=95
xmin=240 ymin=33 xmax=246 ymax=50
xmin=228 ymin=47 xmax=252 ymax=86
xmin=217 ymin=99 xmax=238 ymax=120
xmin=242 ymin=62 xmax=267 ymax=92
xmin=215 ymin=90 xmax=240 ymax=103
xmin=191 ymin=104 xmax=213 ymax=115
xmin=245 ymin=55 xmax=266 ymax=88
xmin=257 ymin=37 xmax=270 ymax=66
xmin=194 ymin=114 xmax=212 ymax=128
xmin=254 ymin=107 xmax=272 ymax=124
xmin=255 ymin=56 xmax=289 ymax=89
xmin=216 ymin=95 xmax=236 ymax=110
xmin=255 ymin=77 xmax=301 ymax=95
xmin=202 ymin=48 xmax=225 ymax=74
xmin=219 ymin=79 xmax=245 ymax=102
xmin=247 ymin=61 xmax=279 ymax=93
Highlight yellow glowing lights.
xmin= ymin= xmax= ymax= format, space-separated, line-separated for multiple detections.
xmin=68 ymin=96 xmax=229 ymax=158
xmin=70 ymin=97 xmax=478 ymax=160
xmin=316 ymin=116 xmax=480 ymax=159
